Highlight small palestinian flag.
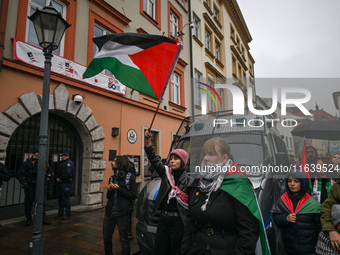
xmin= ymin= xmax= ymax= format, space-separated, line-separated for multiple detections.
xmin=83 ymin=33 xmax=182 ymax=100
xmin=220 ymin=174 xmax=271 ymax=255
xmin=271 ymin=192 xmax=321 ymax=215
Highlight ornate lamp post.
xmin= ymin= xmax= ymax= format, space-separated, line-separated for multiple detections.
xmin=28 ymin=3 xmax=70 ymax=254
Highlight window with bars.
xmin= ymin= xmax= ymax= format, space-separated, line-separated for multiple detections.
xmin=171 ymin=73 xmax=180 ymax=104
xmin=26 ymin=0 xmax=66 ymax=56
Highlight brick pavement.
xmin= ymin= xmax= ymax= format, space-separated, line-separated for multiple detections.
xmin=0 ymin=208 xmax=140 ymax=255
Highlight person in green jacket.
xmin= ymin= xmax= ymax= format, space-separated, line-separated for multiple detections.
xmin=321 ymin=179 xmax=340 ymax=252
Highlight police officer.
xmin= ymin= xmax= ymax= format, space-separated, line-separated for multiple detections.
xmin=54 ymin=152 xmax=73 ymax=220
xmin=16 ymin=148 xmax=52 ymax=226
xmin=0 ymin=162 xmax=12 ymax=199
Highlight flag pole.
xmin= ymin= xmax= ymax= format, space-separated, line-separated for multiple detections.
xmin=148 ymin=101 xmax=161 ymax=131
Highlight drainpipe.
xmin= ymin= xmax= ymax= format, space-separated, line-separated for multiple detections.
xmin=0 ymin=0 xmax=9 ymax=72
xmin=188 ymin=0 xmax=195 ymax=122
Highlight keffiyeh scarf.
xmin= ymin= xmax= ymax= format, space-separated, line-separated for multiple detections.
xmin=198 ymin=159 xmax=234 ymax=211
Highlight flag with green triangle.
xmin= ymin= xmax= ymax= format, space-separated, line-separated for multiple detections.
xmin=83 ymin=33 xmax=182 ymax=100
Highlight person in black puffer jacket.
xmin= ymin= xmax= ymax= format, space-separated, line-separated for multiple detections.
xmin=103 ymin=156 xmax=137 ymax=255
xmin=271 ymin=169 xmax=321 ymax=255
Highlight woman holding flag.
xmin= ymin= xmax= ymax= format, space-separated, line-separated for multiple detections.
xmin=271 ymin=169 xmax=321 ymax=255
xmin=144 ymin=130 xmax=193 ymax=255
xmin=182 ymin=137 xmax=270 ymax=255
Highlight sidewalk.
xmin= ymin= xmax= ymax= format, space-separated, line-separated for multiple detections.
xmin=0 ymin=206 xmax=140 ymax=255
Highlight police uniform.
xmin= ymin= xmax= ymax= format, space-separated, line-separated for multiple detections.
xmin=16 ymin=154 xmax=51 ymax=225
xmin=56 ymin=154 xmax=73 ymax=219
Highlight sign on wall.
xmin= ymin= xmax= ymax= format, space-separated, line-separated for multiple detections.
xmin=13 ymin=39 xmax=127 ymax=96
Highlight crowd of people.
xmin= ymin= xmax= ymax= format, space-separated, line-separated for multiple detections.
xmin=2 ymin=138 xmax=340 ymax=255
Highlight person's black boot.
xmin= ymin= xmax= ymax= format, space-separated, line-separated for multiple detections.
xmin=25 ymin=218 xmax=32 ymax=226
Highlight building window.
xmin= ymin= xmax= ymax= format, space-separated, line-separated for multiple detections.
xmin=218 ymin=88 xmax=223 ymax=111
xmin=214 ymin=7 xmax=219 ymax=21
xmin=215 ymin=42 xmax=220 ymax=61
xmin=143 ymin=0 xmax=155 ymax=19
xmin=241 ymin=45 xmax=245 ymax=56
xmin=193 ymin=15 xmax=199 ymax=39
xmin=232 ymin=57 xmax=236 ymax=75
xmin=243 ymin=70 xmax=246 ymax=86
xmin=236 ymin=36 xmax=240 ymax=49
xmin=204 ymin=0 xmax=209 ymax=7
xmin=195 ymin=70 xmax=201 ymax=107
xmin=208 ymin=79 xmax=214 ymax=112
xmin=171 ymin=72 xmax=180 ymax=104
xmin=26 ymin=0 xmax=66 ymax=56
xmin=170 ymin=12 xmax=178 ymax=37
xmin=238 ymin=65 xmax=242 ymax=79
xmin=205 ymin=30 xmax=211 ymax=51
xmin=230 ymin=24 xmax=235 ymax=39
xmin=94 ymin=24 xmax=113 ymax=76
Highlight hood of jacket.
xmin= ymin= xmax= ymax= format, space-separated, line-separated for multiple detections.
xmin=285 ymin=169 xmax=309 ymax=197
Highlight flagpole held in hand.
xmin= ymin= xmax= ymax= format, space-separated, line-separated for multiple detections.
xmin=148 ymin=101 xmax=161 ymax=131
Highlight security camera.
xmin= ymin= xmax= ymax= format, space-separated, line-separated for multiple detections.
xmin=189 ymin=23 xmax=195 ymax=29
xmin=72 ymin=94 xmax=83 ymax=105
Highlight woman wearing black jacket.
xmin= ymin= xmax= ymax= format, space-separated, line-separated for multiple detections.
xmin=182 ymin=137 xmax=260 ymax=255
xmin=144 ymin=130 xmax=193 ymax=255
xmin=103 ymin=156 xmax=137 ymax=255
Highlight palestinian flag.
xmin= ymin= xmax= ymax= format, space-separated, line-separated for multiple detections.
xmin=300 ymin=141 xmax=311 ymax=180
xmin=220 ymin=174 xmax=271 ymax=255
xmin=83 ymin=33 xmax=182 ymax=100
xmin=271 ymin=192 xmax=321 ymax=215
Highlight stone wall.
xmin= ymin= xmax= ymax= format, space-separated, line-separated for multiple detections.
xmin=0 ymin=83 xmax=105 ymax=206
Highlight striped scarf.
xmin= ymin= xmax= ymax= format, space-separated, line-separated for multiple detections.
xmin=164 ymin=166 xmax=189 ymax=209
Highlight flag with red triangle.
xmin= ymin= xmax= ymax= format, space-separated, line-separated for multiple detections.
xmin=300 ymin=141 xmax=311 ymax=180
xmin=83 ymin=33 xmax=182 ymax=100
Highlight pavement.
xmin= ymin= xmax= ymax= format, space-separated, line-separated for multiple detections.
xmin=0 ymin=205 xmax=140 ymax=255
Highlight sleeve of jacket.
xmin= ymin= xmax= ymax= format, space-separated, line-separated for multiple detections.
xmin=321 ymin=184 xmax=340 ymax=232
xmin=16 ymin=161 xmax=29 ymax=185
xmin=0 ymin=163 xmax=11 ymax=182
xmin=116 ymin=175 xmax=137 ymax=201
xmin=144 ymin=146 xmax=165 ymax=178
xmin=106 ymin=176 xmax=114 ymax=199
xmin=60 ymin=161 xmax=72 ymax=181
xmin=231 ymin=196 xmax=259 ymax=255
xmin=314 ymin=213 xmax=322 ymax=233
xmin=273 ymin=213 xmax=290 ymax=228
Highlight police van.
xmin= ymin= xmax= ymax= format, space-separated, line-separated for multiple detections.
xmin=136 ymin=111 xmax=290 ymax=255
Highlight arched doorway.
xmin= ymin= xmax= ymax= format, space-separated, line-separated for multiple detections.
xmin=0 ymin=113 xmax=83 ymax=220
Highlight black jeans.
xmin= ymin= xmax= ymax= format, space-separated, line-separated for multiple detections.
xmin=154 ymin=212 xmax=184 ymax=255
xmin=103 ymin=213 xmax=130 ymax=255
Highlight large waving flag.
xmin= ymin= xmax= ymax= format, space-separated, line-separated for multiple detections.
xmin=83 ymin=33 xmax=182 ymax=100
xmin=220 ymin=174 xmax=271 ymax=255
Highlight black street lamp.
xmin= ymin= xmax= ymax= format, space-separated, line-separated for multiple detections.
xmin=28 ymin=3 xmax=70 ymax=254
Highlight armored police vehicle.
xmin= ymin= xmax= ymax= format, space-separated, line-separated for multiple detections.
xmin=136 ymin=111 xmax=290 ymax=255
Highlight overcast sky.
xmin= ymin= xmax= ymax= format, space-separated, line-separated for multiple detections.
xmin=237 ymin=0 xmax=340 ymax=116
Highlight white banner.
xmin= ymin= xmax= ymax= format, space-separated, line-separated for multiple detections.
xmin=13 ymin=39 xmax=126 ymax=96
